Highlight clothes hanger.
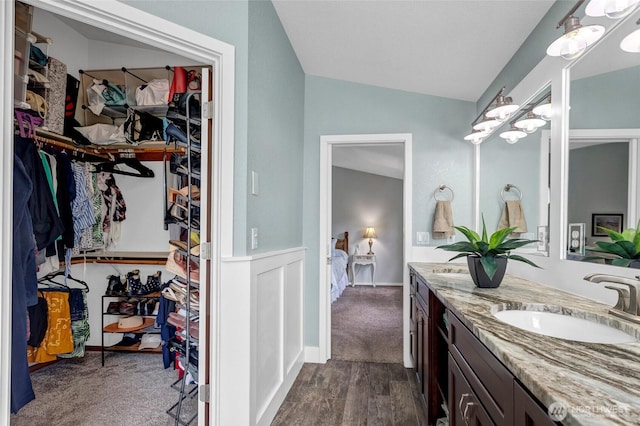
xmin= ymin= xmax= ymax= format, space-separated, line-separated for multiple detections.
xmin=39 ymin=270 xmax=90 ymax=292
xmin=93 ymin=157 xmax=155 ymax=178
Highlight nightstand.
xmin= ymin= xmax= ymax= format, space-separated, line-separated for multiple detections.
xmin=351 ymin=254 xmax=376 ymax=287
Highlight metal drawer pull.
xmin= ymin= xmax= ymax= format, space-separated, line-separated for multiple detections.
xmin=458 ymin=393 xmax=470 ymax=415
xmin=463 ymin=401 xmax=475 ymax=426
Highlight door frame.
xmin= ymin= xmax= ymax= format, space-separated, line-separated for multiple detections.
xmin=318 ymin=133 xmax=412 ymax=365
xmin=1 ymin=1 xmax=235 ymax=424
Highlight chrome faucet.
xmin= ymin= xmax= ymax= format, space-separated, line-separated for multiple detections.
xmin=584 ymin=273 xmax=640 ymax=323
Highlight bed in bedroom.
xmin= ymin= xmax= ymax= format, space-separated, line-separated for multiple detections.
xmin=331 ymin=232 xmax=349 ymax=303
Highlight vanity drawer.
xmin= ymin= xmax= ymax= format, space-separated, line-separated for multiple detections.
xmin=449 ymin=311 xmax=513 ymax=425
xmin=416 ymin=275 xmax=430 ymax=316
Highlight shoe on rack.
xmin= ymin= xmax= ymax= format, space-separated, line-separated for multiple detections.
xmin=167 ymin=92 xmax=201 ymax=120
xmin=126 ymin=270 xmax=142 ymax=297
xmin=106 ymin=275 xmax=125 ymax=295
xmin=137 ymin=299 xmax=147 ymax=315
xmin=169 ymin=239 xmax=200 ymax=256
xmin=138 ymin=271 xmax=162 ymax=295
xmin=146 ymin=298 xmax=158 ymax=315
xmin=163 ymin=121 xmax=201 ymax=149
xmin=165 ymin=250 xmax=200 ymax=283
xmin=119 ymin=300 xmax=137 ymax=315
xmin=106 ymin=301 xmax=121 ymax=314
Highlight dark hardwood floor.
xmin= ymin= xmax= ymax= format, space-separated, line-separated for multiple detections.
xmin=271 ymin=360 xmax=428 ymax=425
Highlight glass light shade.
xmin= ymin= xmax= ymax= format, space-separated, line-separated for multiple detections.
xmin=486 ymin=96 xmax=519 ymax=121
xmin=621 ymin=28 xmax=640 ymax=52
xmin=532 ymin=102 xmax=553 ymax=120
xmin=586 ymin=0 xmax=639 ymax=18
xmin=473 ymin=118 xmax=501 ymax=132
xmin=514 ymin=113 xmax=546 ymax=133
xmin=547 ymin=19 xmax=605 ymax=60
xmin=464 ymin=130 xmax=487 ymax=144
xmin=363 ymin=227 xmax=377 ymax=238
xmin=500 ymin=128 xmax=527 ymax=144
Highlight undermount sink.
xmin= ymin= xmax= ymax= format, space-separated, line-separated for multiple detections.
xmin=492 ymin=306 xmax=638 ymax=344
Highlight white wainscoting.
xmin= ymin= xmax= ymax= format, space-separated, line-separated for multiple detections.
xmin=219 ymin=247 xmax=305 ymax=426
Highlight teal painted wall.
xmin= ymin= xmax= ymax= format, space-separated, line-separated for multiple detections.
xmin=247 ymin=0 xmax=305 ymax=253
xmin=570 ymin=66 xmax=640 ymax=129
xmin=302 ymin=75 xmax=475 ymax=345
xmin=122 ymin=0 xmax=305 ymax=255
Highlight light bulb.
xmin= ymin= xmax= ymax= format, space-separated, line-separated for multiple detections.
xmin=464 ymin=130 xmax=487 ymax=144
xmin=500 ymin=128 xmax=526 ymax=144
xmin=561 ymin=32 xmax=588 ymax=60
xmin=532 ymin=103 xmax=552 ymax=120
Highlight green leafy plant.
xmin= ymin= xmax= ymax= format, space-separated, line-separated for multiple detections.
xmin=583 ymin=220 xmax=640 ymax=267
xmin=437 ymin=216 xmax=541 ymax=279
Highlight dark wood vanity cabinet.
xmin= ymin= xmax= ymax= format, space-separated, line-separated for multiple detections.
xmin=409 ymin=269 xmax=448 ymax=424
xmin=408 ymin=267 xmax=557 ymax=426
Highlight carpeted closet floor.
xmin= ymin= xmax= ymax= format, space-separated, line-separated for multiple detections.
xmin=10 ymin=351 xmax=196 ymax=426
xmin=331 ymin=286 xmax=403 ymax=364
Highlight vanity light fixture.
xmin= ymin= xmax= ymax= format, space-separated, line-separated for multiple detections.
xmin=514 ymin=112 xmax=547 ymax=133
xmin=464 ymin=87 xmax=517 ymax=144
xmin=621 ymin=28 xmax=640 ymax=52
xmin=586 ymin=0 xmax=639 ymax=19
xmin=532 ymin=101 xmax=553 ymax=121
xmin=500 ymin=126 xmax=527 ymax=144
xmin=486 ymin=95 xmax=519 ymax=122
xmin=547 ymin=0 xmax=605 ymax=60
xmin=464 ymin=130 xmax=488 ymax=145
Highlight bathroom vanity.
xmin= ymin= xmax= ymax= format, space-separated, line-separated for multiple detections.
xmin=409 ymin=262 xmax=640 ymax=425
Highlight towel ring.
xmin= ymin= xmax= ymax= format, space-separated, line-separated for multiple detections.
xmin=434 ymin=185 xmax=454 ymax=202
xmin=501 ymin=184 xmax=523 ymax=201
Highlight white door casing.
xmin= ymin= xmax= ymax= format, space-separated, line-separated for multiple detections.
xmin=1 ymin=1 xmax=235 ymax=424
xmin=318 ymin=133 xmax=412 ymax=366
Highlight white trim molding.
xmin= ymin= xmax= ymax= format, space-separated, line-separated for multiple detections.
xmin=2 ymin=2 xmax=235 ymax=424
xmin=318 ymin=133 xmax=413 ymax=367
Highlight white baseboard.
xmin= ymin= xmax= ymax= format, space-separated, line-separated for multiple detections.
xmin=304 ymin=346 xmax=325 ymax=364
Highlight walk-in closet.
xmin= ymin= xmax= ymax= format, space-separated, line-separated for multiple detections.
xmin=9 ymin=2 xmax=216 ymax=424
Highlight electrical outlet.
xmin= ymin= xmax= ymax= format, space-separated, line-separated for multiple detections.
xmin=251 ymin=228 xmax=258 ymax=250
xmin=446 ymin=235 xmax=456 ymax=244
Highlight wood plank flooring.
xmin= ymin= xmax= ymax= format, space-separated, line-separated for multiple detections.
xmin=271 ymin=360 xmax=428 ymax=425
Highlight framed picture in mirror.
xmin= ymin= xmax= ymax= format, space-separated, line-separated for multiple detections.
xmin=592 ymin=214 xmax=623 ymax=236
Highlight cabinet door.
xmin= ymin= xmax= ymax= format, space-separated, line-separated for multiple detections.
xmin=416 ymin=308 xmax=425 ymax=393
xmin=410 ymin=292 xmax=418 ymax=368
xmin=514 ymin=381 xmax=557 ymax=426
xmin=449 ymin=355 xmax=494 ymax=426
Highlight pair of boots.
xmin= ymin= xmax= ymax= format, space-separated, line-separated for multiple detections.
xmin=106 ymin=271 xmax=162 ymax=296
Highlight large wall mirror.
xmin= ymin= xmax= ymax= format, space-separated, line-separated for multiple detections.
xmin=479 ymin=88 xmax=551 ymax=256
xmin=567 ymin=9 xmax=640 ymax=264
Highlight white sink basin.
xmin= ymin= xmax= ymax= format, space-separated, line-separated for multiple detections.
xmin=493 ymin=309 xmax=638 ymax=344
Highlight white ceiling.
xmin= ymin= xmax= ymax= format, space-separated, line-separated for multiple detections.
xmin=272 ymin=0 xmax=555 ymax=102
xmin=333 ymin=144 xmax=405 ymax=179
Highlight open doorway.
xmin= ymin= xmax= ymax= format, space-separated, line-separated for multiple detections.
xmin=318 ymin=133 xmax=413 ymax=366
xmin=2 ymin=1 xmax=235 ymax=423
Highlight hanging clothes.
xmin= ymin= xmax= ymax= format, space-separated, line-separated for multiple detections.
xmin=11 ymin=154 xmax=36 ymax=414
xmin=27 ymin=290 xmax=74 ymax=364
xmin=58 ymin=289 xmax=90 ymax=359
xmin=14 ymin=136 xmax=64 ymax=252
xmin=97 ymin=172 xmax=126 ymax=249
xmin=70 ymin=162 xmax=96 ymax=255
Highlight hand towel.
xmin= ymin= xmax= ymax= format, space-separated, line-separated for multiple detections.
xmin=498 ymin=200 xmax=528 ymax=235
xmin=433 ymin=200 xmax=455 ymax=239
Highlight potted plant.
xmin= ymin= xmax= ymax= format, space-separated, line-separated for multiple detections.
xmin=583 ymin=220 xmax=640 ymax=268
xmin=437 ymin=216 xmax=541 ymax=288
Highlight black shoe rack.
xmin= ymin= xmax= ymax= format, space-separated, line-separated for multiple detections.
xmin=164 ymin=91 xmax=201 ymax=426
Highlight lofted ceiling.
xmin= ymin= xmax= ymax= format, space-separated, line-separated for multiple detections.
xmin=272 ymin=0 xmax=555 ymax=103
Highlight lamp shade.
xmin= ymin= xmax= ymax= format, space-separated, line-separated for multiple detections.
xmin=514 ymin=112 xmax=546 ymax=133
xmin=586 ymin=0 xmax=639 ymax=19
xmin=464 ymin=130 xmax=488 ymax=144
xmin=547 ymin=17 xmax=604 ymax=60
xmin=500 ymin=127 xmax=527 ymax=144
xmin=363 ymin=227 xmax=377 ymax=238
xmin=485 ymin=96 xmax=519 ymax=121
xmin=621 ymin=28 xmax=640 ymax=52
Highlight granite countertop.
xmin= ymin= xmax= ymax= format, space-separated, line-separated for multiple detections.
xmin=409 ymin=262 xmax=640 ymax=426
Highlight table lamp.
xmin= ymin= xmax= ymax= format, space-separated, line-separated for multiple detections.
xmin=363 ymin=227 xmax=377 ymax=254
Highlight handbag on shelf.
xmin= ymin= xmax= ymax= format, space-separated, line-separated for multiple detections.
xmin=25 ymin=90 xmax=48 ymax=118
xmin=124 ymin=108 xmax=163 ymax=144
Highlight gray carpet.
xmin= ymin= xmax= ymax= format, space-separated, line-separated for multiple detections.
xmin=331 ymin=286 xmax=403 ymax=363
xmin=11 ymin=352 xmax=197 ymax=426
